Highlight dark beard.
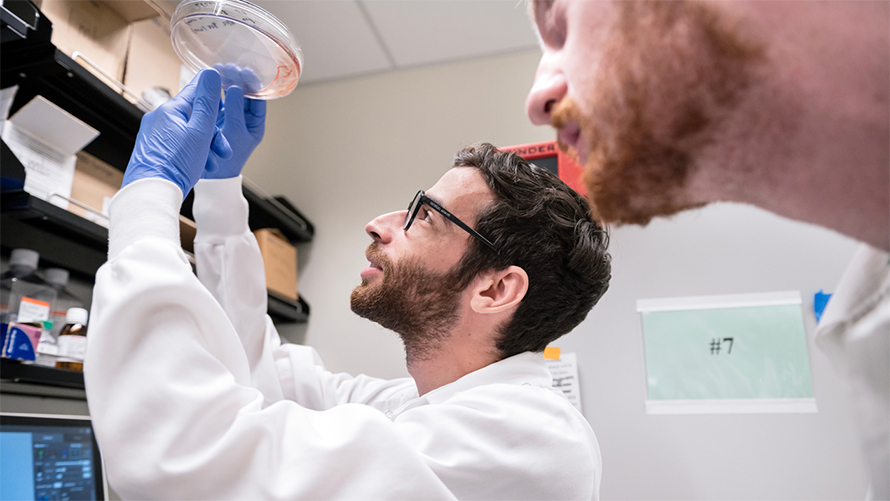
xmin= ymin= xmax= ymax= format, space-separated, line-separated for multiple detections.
xmin=554 ymin=0 xmax=764 ymax=225
xmin=350 ymin=244 xmax=464 ymax=364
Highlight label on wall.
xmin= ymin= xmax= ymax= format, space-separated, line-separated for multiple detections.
xmin=637 ymin=291 xmax=816 ymax=414
xmin=546 ymin=352 xmax=582 ymax=413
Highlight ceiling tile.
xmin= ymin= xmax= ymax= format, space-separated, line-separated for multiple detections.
xmin=253 ymin=0 xmax=394 ymax=83
xmin=361 ymin=0 xmax=539 ymax=67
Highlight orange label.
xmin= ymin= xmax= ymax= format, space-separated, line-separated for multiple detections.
xmin=20 ymin=297 xmax=50 ymax=308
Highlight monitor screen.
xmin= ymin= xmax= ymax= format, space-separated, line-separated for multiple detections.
xmin=528 ymin=155 xmax=559 ymax=176
xmin=0 ymin=413 xmax=107 ymax=501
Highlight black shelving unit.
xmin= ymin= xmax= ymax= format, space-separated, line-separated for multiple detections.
xmin=268 ymin=294 xmax=310 ymax=324
xmin=1 ymin=0 xmax=313 ymax=322
xmin=1 ymin=191 xmax=108 ymax=277
xmin=1 ymin=357 xmax=84 ymax=389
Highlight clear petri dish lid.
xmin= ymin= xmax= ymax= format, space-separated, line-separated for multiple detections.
xmin=171 ymin=0 xmax=302 ymax=100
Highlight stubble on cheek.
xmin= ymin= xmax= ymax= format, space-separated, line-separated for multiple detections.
xmin=350 ymin=244 xmax=464 ymax=364
xmin=558 ymin=0 xmax=765 ymax=226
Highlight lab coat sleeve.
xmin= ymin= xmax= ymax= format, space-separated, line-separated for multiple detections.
xmin=190 ymin=176 xmax=285 ymax=403
xmin=189 ymin=177 xmax=417 ymax=410
xmin=84 ymin=178 xmax=456 ymax=500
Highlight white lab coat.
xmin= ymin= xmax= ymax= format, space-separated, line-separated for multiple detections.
xmin=84 ymin=176 xmax=602 ymax=500
xmin=815 ymin=244 xmax=889 ymax=499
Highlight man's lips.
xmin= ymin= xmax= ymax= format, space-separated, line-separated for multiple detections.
xmin=360 ymin=253 xmax=384 ymax=279
xmin=557 ymin=121 xmax=585 ymax=162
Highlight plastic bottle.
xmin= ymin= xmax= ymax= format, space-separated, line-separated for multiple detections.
xmin=1 ymin=249 xmax=56 ymax=327
xmin=56 ymin=307 xmax=88 ymax=371
xmin=35 ymin=268 xmax=85 ymax=367
xmin=1 ymin=249 xmax=40 ymax=325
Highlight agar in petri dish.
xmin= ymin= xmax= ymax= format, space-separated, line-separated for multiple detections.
xmin=171 ymin=0 xmax=303 ymax=100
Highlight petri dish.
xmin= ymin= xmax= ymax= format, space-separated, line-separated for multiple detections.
xmin=171 ymin=0 xmax=302 ymax=100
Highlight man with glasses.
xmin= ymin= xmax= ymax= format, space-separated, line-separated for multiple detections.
xmin=85 ymin=69 xmax=612 ymax=499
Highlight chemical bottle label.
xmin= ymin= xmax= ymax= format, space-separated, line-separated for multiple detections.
xmin=57 ymin=335 xmax=86 ymax=361
xmin=36 ymin=337 xmax=59 ymax=356
xmin=17 ymin=297 xmax=50 ymax=323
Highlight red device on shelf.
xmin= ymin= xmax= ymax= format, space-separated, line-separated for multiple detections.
xmin=501 ymin=140 xmax=586 ymax=196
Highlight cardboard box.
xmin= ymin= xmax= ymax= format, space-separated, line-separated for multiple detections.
xmin=37 ymin=1 xmax=180 ymax=102
xmin=69 ymin=151 xmax=121 ymax=226
xmin=179 ymin=216 xmax=197 ymax=254
xmin=39 ymin=0 xmax=138 ymax=87
xmin=2 ymin=96 xmax=99 ymax=211
xmin=67 ymin=151 xmax=198 ymax=248
xmin=123 ymin=16 xmax=183 ymax=102
xmin=253 ymin=229 xmax=298 ymax=301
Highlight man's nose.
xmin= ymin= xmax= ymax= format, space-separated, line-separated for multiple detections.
xmin=526 ymin=57 xmax=568 ymax=126
xmin=365 ymin=211 xmax=405 ymax=244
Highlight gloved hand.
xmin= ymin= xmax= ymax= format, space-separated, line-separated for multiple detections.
xmin=214 ymin=62 xmax=262 ymax=95
xmin=203 ymin=63 xmax=266 ymax=179
xmin=122 ymin=69 xmax=232 ymax=198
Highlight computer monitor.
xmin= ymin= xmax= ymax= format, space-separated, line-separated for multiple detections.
xmin=0 ymin=412 xmax=108 ymax=501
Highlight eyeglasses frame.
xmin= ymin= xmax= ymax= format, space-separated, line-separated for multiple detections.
xmin=403 ymin=190 xmax=497 ymax=251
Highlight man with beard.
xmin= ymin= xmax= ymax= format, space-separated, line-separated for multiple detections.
xmin=85 ymin=69 xmax=612 ymax=499
xmin=524 ymin=0 xmax=888 ymax=496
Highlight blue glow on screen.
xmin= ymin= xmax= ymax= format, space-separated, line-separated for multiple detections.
xmin=1 ymin=431 xmax=35 ymax=500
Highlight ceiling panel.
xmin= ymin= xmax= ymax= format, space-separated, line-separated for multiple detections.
xmin=253 ymin=0 xmax=394 ymax=84
xmin=360 ymin=0 xmax=538 ymax=67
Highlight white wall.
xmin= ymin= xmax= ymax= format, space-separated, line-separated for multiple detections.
xmin=244 ymin=49 xmax=868 ymax=499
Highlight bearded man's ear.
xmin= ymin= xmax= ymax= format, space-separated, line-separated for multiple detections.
xmin=469 ymin=266 xmax=529 ymax=314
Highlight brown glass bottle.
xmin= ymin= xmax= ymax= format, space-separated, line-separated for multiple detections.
xmin=55 ymin=307 xmax=88 ymax=371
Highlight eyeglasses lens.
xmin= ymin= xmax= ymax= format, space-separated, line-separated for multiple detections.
xmin=404 ymin=191 xmax=423 ymax=230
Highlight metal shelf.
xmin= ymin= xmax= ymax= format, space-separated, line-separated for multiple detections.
xmin=2 ymin=0 xmax=313 ymax=322
xmin=1 ymin=190 xmax=311 ymax=322
xmin=180 ymin=185 xmax=314 ymax=244
xmin=0 ymin=357 xmax=85 ymax=390
xmin=1 ymin=190 xmax=108 ymax=277
xmin=267 ymin=294 xmax=311 ymax=324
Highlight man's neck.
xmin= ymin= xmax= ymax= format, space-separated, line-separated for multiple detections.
xmin=689 ymin=2 xmax=889 ymax=251
xmin=405 ymin=324 xmax=501 ymax=396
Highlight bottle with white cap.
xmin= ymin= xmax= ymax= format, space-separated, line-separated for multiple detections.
xmin=1 ymin=249 xmax=56 ymax=326
xmin=55 ymin=307 xmax=88 ymax=371
xmin=35 ymin=268 xmax=86 ymax=367
xmin=44 ymin=269 xmax=84 ymax=336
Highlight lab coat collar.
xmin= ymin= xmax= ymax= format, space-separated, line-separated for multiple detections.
xmin=421 ymin=351 xmax=553 ymax=405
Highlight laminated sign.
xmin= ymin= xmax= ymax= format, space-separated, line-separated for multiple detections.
xmin=637 ymin=291 xmax=816 ymax=414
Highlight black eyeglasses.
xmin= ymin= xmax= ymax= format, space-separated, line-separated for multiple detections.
xmin=404 ymin=190 xmax=496 ymax=251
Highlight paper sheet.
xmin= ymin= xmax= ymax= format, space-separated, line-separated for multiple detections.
xmin=3 ymin=124 xmax=77 ymax=208
xmin=546 ymin=352 xmax=582 ymax=413
xmin=0 ymin=85 xmax=17 ymax=124
xmin=638 ymin=291 xmax=816 ymax=414
xmin=2 ymin=96 xmax=99 ymax=209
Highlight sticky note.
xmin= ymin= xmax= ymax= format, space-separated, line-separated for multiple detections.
xmin=543 ymin=346 xmax=561 ymax=360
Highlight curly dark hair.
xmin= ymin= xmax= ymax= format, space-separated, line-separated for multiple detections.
xmin=452 ymin=143 xmax=612 ymax=359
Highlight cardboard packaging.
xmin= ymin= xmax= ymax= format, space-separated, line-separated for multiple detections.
xmin=37 ymin=0 xmax=182 ymax=105
xmin=179 ymin=216 xmax=197 ymax=254
xmin=123 ymin=16 xmax=183 ymax=102
xmin=253 ymin=229 xmax=298 ymax=302
xmin=1 ymin=322 xmax=45 ymax=361
xmin=69 ymin=151 xmax=122 ymax=226
xmin=63 ymin=152 xmax=198 ymax=246
xmin=38 ymin=0 xmax=156 ymax=88
xmin=2 ymin=96 xmax=99 ymax=211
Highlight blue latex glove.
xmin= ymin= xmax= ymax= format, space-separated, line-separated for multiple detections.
xmin=214 ymin=62 xmax=262 ymax=95
xmin=203 ymin=63 xmax=266 ymax=179
xmin=122 ymin=69 xmax=232 ymax=198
